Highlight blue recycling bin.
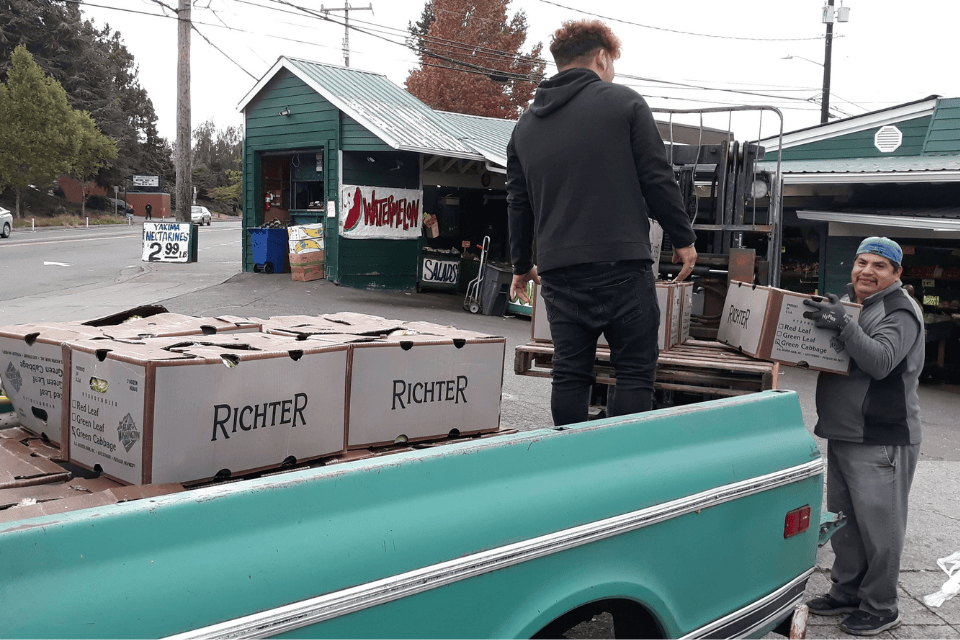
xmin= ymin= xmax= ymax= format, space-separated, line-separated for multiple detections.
xmin=249 ymin=228 xmax=289 ymax=273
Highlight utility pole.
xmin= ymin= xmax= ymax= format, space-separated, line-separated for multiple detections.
xmin=820 ymin=0 xmax=834 ymax=124
xmin=321 ymin=3 xmax=373 ymax=67
xmin=820 ymin=1 xmax=849 ymax=124
xmin=176 ymin=0 xmax=192 ymax=222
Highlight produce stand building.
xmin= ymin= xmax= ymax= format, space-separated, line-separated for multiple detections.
xmin=237 ymin=56 xmax=515 ymax=292
xmin=237 ymin=57 xmax=736 ymax=296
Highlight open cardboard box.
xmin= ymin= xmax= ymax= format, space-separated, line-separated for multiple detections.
xmin=1 ymin=311 xmax=261 ymax=445
xmin=62 ymin=332 xmax=351 ymax=485
xmin=263 ymin=312 xmax=405 ymax=338
xmin=717 ymin=281 xmax=863 ymax=374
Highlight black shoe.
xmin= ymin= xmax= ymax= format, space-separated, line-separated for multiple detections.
xmin=806 ymin=593 xmax=861 ymax=616
xmin=839 ymin=610 xmax=902 ymax=636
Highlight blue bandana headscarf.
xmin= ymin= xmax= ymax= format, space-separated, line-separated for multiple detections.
xmin=856 ymin=236 xmax=903 ymax=265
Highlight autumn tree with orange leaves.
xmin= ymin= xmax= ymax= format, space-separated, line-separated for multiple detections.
xmin=405 ymin=0 xmax=545 ymax=119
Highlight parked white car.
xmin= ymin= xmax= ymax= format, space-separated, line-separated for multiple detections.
xmin=191 ymin=205 xmax=212 ymax=226
xmin=0 ymin=206 xmax=12 ymax=238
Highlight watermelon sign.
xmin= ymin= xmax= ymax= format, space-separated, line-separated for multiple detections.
xmin=339 ymin=185 xmax=423 ymax=240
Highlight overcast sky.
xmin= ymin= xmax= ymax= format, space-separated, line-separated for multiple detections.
xmin=74 ymin=0 xmax=960 ymax=144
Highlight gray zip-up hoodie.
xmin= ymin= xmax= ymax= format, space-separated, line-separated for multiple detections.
xmin=814 ymin=280 xmax=924 ymax=445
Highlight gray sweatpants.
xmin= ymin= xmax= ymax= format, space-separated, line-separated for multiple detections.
xmin=826 ymin=440 xmax=920 ymax=617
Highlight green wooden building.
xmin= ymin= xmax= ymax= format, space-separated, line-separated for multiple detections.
xmin=759 ymin=96 xmax=960 ymax=373
xmin=236 ymin=57 xmax=514 ymax=290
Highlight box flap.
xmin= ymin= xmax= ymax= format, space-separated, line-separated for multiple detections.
xmin=0 ymin=440 xmax=71 ymax=490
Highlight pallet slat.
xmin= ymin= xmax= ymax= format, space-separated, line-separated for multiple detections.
xmin=514 ymin=339 xmax=779 ymax=397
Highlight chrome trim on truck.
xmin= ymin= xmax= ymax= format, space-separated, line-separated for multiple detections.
xmin=166 ymin=459 xmax=824 ymax=640
xmin=682 ymin=568 xmax=814 ymax=639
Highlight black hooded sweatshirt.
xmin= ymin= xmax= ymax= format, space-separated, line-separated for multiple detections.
xmin=506 ymin=68 xmax=697 ymax=275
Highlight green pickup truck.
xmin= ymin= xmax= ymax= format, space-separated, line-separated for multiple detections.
xmin=0 ymin=390 xmax=834 ymax=639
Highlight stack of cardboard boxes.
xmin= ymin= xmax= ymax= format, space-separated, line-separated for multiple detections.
xmin=287 ymin=223 xmax=325 ymax=282
xmin=0 ymin=309 xmax=506 ymax=487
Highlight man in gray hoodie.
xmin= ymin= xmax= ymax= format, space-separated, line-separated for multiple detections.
xmin=802 ymin=237 xmax=924 ymax=636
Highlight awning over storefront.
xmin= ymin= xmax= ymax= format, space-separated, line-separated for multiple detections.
xmin=760 ymin=157 xmax=960 ymax=184
xmin=797 ymin=207 xmax=960 ymax=230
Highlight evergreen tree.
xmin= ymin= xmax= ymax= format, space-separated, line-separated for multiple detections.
xmin=407 ymin=0 xmax=436 ymax=52
xmin=0 ymin=47 xmax=81 ymax=217
xmin=0 ymin=0 xmax=170 ymax=189
xmin=192 ymin=119 xmax=243 ymax=200
xmin=70 ymin=110 xmax=119 ymax=217
xmin=405 ymin=0 xmax=545 ymax=119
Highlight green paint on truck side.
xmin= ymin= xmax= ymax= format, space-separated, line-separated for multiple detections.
xmin=0 ymin=391 xmax=823 ymax=639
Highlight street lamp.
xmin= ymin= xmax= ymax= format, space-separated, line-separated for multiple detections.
xmin=782 ymin=55 xmax=823 ymax=67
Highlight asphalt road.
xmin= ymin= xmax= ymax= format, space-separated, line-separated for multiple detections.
xmin=0 ymin=218 xmax=243 ymax=325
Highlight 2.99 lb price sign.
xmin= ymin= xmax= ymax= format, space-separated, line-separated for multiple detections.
xmin=142 ymin=222 xmax=194 ymax=263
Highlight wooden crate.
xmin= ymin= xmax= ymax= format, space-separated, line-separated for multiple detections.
xmin=515 ymin=339 xmax=778 ymax=398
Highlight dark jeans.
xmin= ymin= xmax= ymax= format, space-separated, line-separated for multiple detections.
xmin=539 ymin=260 xmax=659 ymax=426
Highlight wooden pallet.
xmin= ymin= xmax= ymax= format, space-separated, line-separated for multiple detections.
xmin=515 ymin=339 xmax=779 ymax=398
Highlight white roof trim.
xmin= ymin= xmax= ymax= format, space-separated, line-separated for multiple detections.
xmin=395 ymin=146 xmax=483 ymax=161
xmin=784 ymin=170 xmax=960 ymax=185
xmin=236 ymin=57 xmax=286 ymax=113
xmin=759 ymin=99 xmax=938 ymax=151
xmin=237 ymin=57 xmax=405 ymax=150
xmin=797 ymin=210 xmax=960 ymax=231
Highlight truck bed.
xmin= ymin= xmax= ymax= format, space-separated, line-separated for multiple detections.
xmin=0 ymin=391 xmax=824 ymax=639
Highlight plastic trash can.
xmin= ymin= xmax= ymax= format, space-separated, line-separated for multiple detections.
xmin=250 ymin=228 xmax=289 ymax=273
xmin=480 ymin=263 xmax=513 ymax=316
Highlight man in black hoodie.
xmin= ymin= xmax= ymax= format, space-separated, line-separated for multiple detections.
xmin=507 ymin=20 xmax=697 ymax=425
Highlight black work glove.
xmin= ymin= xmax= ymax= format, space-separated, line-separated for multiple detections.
xmin=802 ymin=293 xmax=851 ymax=332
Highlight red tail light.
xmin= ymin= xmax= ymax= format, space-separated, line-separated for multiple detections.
xmin=784 ymin=505 xmax=811 ymax=538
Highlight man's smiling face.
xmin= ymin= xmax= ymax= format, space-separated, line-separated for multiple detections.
xmin=851 ymin=252 xmax=902 ymax=301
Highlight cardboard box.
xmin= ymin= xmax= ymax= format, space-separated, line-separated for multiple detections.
xmin=63 ymin=333 xmax=350 ymax=485
xmin=291 ymin=265 xmax=325 ymax=282
xmin=0 ymin=312 xmax=261 ymax=445
xmin=99 ymin=313 xmax=262 ymax=340
xmin=289 ymin=251 xmax=325 ymax=282
xmin=287 ymin=223 xmax=324 ymax=243
xmin=0 ymin=306 xmax=171 ymax=443
xmin=717 ymin=281 xmax=863 ymax=374
xmin=678 ymin=281 xmax=694 ymax=343
xmin=289 ymin=251 xmax=325 ymax=266
xmin=289 ymin=239 xmax=324 ymax=254
xmin=656 ymin=282 xmax=679 ymax=351
xmin=0 ymin=439 xmax=71 ymax=490
xmin=263 ymin=313 xmax=405 ymax=338
xmin=531 ymin=281 xmax=679 ymax=351
xmin=0 ymin=479 xmax=182 ymax=524
xmin=345 ymin=327 xmax=505 ymax=448
xmin=1 ymin=324 xmax=105 ymax=443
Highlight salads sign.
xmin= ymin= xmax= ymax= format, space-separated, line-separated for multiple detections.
xmin=340 ymin=185 xmax=422 ymax=240
xmin=142 ymin=222 xmax=192 ymax=263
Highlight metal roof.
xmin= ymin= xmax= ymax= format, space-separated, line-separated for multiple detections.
xmin=434 ymin=111 xmax=517 ymax=167
xmin=758 ymin=156 xmax=960 ymax=184
xmin=237 ymin=57 xmax=482 ymax=161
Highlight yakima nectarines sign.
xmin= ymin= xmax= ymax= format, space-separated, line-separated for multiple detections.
xmin=340 ymin=185 xmax=422 ymax=239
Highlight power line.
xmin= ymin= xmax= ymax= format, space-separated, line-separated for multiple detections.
xmin=535 ymin=0 xmax=834 ymax=42
xmin=75 ymin=0 xmax=872 ymax=115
